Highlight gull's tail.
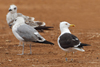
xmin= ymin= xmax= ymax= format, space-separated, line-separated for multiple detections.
xmin=33 ymin=40 xmax=54 ymax=45
xmin=35 ymin=26 xmax=54 ymax=30
xmin=78 ymin=43 xmax=91 ymax=48
xmin=81 ymin=43 xmax=90 ymax=46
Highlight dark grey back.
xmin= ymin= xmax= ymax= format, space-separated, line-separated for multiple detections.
xmin=59 ymin=33 xmax=80 ymax=49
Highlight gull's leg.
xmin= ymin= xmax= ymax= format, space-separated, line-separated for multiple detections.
xmin=29 ymin=44 xmax=32 ymax=54
xmin=18 ymin=41 xmax=23 ymax=46
xmin=71 ymin=52 xmax=74 ymax=61
xmin=22 ymin=43 xmax=24 ymax=55
xmin=17 ymin=43 xmax=24 ymax=55
xmin=65 ymin=52 xmax=68 ymax=61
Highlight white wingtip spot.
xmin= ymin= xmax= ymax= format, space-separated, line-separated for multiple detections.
xmin=41 ymin=22 xmax=46 ymax=26
xmin=31 ymin=17 xmax=35 ymax=21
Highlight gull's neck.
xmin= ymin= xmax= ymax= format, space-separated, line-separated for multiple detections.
xmin=13 ymin=19 xmax=25 ymax=29
xmin=10 ymin=11 xmax=17 ymax=18
xmin=10 ymin=10 xmax=17 ymax=14
xmin=15 ymin=21 xmax=25 ymax=26
xmin=60 ymin=27 xmax=71 ymax=35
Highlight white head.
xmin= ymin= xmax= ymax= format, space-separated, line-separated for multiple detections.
xmin=9 ymin=4 xmax=17 ymax=13
xmin=60 ymin=21 xmax=75 ymax=34
xmin=12 ymin=17 xmax=25 ymax=25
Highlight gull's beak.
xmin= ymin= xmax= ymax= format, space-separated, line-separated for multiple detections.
xmin=70 ymin=24 xmax=75 ymax=27
xmin=9 ymin=9 xmax=12 ymax=11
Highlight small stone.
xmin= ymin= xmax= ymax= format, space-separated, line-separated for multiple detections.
xmin=8 ymin=60 xmax=12 ymax=62
xmin=6 ymin=40 xmax=11 ymax=42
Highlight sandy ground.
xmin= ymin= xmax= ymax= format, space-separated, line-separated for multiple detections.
xmin=0 ymin=0 xmax=100 ymax=67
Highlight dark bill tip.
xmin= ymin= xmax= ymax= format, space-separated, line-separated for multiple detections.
xmin=9 ymin=9 xmax=12 ymax=11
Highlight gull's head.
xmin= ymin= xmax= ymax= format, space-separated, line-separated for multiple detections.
xmin=60 ymin=21 xmax=75 ymax=33
xmin=9 ymin=4 xmax=17 ymax=13
xmin=60 ymin=21 xmax=75 ymax=28
xmin=13 ymin=17 xmax=25 ymax=25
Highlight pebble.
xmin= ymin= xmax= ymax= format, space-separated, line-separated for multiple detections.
xmin=8 ymin=60 xmax=12 ymax=62
xmin=6 ymin=40 xmax=11 ymax=42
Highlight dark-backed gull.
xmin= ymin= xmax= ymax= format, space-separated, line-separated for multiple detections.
xmin=57 ymin=21 xmax=90 ymax=61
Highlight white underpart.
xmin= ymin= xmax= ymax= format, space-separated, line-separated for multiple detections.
xmin=73 ymin=48 xmax=85 ymax=52
xmin=12 ymin=18 xmax=25 ymax=42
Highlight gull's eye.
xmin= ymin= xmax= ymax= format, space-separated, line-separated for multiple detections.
xmin=65 ymin=23 xmax=68 ymax=25
xmin=14 ymin=7 xmax=16 ymax=10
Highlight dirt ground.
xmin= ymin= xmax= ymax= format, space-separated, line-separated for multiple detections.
xmin=0 ymin=0 xmax=100 ymax=67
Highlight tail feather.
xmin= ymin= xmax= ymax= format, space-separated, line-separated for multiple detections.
xmin=81 ymin=43 xmax=91 ymax=46
xmin=78 ymin=43 xmax=90 ymax=48
xmin=33 ymin=40 xmax=54 ymax=45
xmin=35 ymin=26 xmax=54 ymax=30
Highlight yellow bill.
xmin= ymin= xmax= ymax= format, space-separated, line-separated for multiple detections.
xmin=70 ymin=24 xmax=75 ymax=27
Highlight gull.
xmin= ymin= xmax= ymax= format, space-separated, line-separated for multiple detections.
xmin=12 ymin=17 xmax=54 ymax=55
xmin=57 ymin=21 xmax=90 ymax=61
xmin=6 ymin=4 xmax=53 ymax=31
